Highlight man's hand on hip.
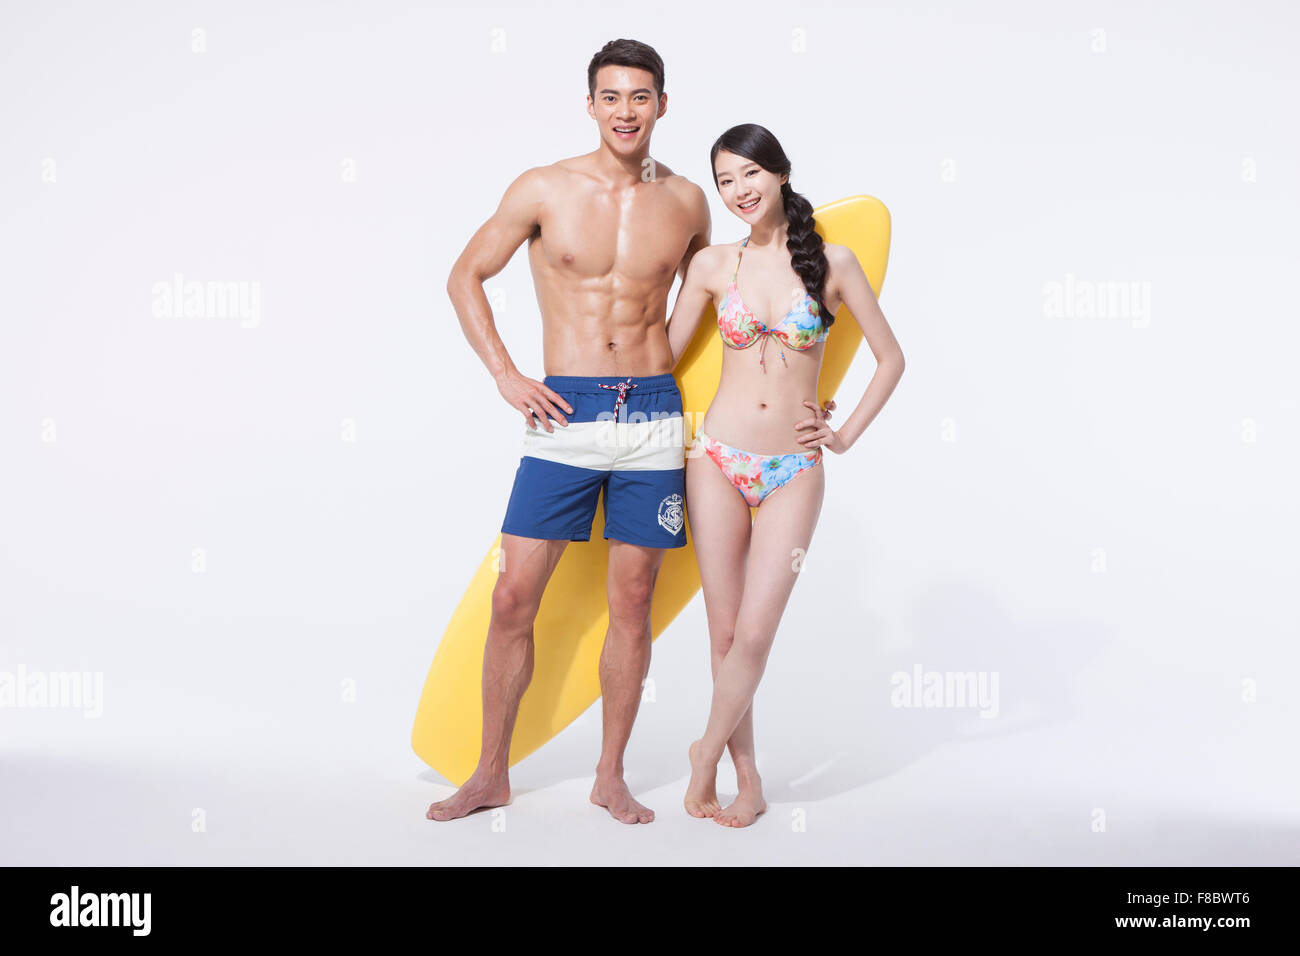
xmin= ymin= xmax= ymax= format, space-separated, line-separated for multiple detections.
xmin=497 ymin=370 xmax=573 ymax=432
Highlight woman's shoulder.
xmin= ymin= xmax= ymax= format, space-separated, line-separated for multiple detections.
xmin=820 ymin=241 xmax=853 ymax=265
xmin=820 ymin=241 xmax=861 ymax=283
xmin=694 ymin=242 xmax=741 ymax=273
xmin=681 ymin=243 xmax=734 ymax=297
xmin=703 ymin=240 xmax=747 ymax=266
xmin=706 ymin=239 xmax=744 ymax=253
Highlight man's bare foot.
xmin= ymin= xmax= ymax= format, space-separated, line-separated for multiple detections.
xmin=426 ymin=770 xmax=511 ymax=822
xmin=590 ymin=774 xmax=655 ymax=824
xmin=714 ymin=781 xmax=766 ymax=828
xmin=683 ymin=739 xmax=721 ymax=818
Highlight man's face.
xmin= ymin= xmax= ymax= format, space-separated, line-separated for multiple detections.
xmin=587 ymin=65 xmax=665 ymax=154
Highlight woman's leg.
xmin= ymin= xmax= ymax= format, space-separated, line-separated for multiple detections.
xmin=682 ymin=444 xmax=753 ymax=817
xmin=690 ymin=457 xmax=825 ymax=826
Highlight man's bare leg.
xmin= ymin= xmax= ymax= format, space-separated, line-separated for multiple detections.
xmin=589 ymin=539 xmax=664 ymax=824
xmin=426 ymin=533 xmax=568 ymax=821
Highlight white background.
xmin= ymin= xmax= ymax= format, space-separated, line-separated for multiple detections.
xmin=2 ymin=0 xmax=1297 ymax=865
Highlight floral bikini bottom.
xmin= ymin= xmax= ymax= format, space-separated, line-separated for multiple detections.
xmin=692 ymin=427 xmax=823 ymax=508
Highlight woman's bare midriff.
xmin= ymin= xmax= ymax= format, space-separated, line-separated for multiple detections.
xmin=697 ymin=346 xmax=825 ymax=456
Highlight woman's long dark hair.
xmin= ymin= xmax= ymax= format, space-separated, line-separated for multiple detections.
xmin=709 ymin=123 xmax=833 ymax=328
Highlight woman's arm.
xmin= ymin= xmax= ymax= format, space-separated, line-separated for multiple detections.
xmin=797 ymin=243 xmax=905 ymax=452
xmin=665 ymin=247 xmax=717 ymax=368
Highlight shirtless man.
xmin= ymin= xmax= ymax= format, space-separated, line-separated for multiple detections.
xmin=426 ymin=40 xmax=711 ymax=823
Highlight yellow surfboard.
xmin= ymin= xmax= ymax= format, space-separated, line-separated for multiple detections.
xmin=413 ymin=195 xmax=891 ymax=785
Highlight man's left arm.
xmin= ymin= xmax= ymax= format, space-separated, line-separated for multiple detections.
xmin=676 ymin=183 xmax=712 ymax=281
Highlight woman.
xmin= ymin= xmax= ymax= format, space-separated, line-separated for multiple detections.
xmin=665 ymin=124 xmax=905 ymax=827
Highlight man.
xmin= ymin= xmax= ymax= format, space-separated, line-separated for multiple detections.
xmin=427 ymin=39 xmax=711 ymax=824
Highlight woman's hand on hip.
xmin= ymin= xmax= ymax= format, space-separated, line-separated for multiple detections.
xmin=796 ymin=400 xmax=848 ymax=454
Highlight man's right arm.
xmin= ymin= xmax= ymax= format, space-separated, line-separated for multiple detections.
xmin=446 ymin=166 xmax=573 ymax=431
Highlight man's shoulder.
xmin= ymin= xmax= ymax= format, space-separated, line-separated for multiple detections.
xmin=516 ymin=154 xmax=630 ymax=198
xmin=656 ymin=168 xmax=710 ymax=230
xmin=499 ymin=160 xmax=590 ymax=212
xmin=656 ymin=165 xmax=708 ymax=201
xmin=512 ymin=160 xmax=573 ymax=186
xmin=498 ymin=163 xmax=564 ymax=205
xmin=524 ymin=154 xmax=705 ymax=197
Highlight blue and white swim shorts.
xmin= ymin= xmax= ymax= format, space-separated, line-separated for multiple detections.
xmin=501 ymin=373 xmax=687 ymax=549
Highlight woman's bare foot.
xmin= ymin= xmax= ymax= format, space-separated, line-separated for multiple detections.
xmin=590 ymin=775 xmax=655 ymax=824
xmin=683 ymin=739 xmax=721 ymax=818
xmin=715 ymin=776 xmax=766 ymax=828
xmin=426 ymin=770 xmax=511 ymax=821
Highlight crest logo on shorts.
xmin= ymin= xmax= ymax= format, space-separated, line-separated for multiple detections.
xmin=657 ymin=493 xmax=684 ymax=536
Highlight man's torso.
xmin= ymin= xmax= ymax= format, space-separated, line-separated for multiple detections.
xmin=527 ymin=155 xmax=701 ymax=377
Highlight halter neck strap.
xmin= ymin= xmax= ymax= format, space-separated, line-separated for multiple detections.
xmin=731 ymin=236 xmax=750 ymax=281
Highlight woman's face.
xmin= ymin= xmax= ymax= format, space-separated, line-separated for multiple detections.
xmin=713 ymin=149 xmax=786 ymax=225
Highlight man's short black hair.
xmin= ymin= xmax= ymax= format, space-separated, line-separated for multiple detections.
xmin=587 ymin=38 xmax=665 ymax=99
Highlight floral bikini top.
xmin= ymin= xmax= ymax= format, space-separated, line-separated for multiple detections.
xmin=717 ymin=236 xmax=828 ymax=372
